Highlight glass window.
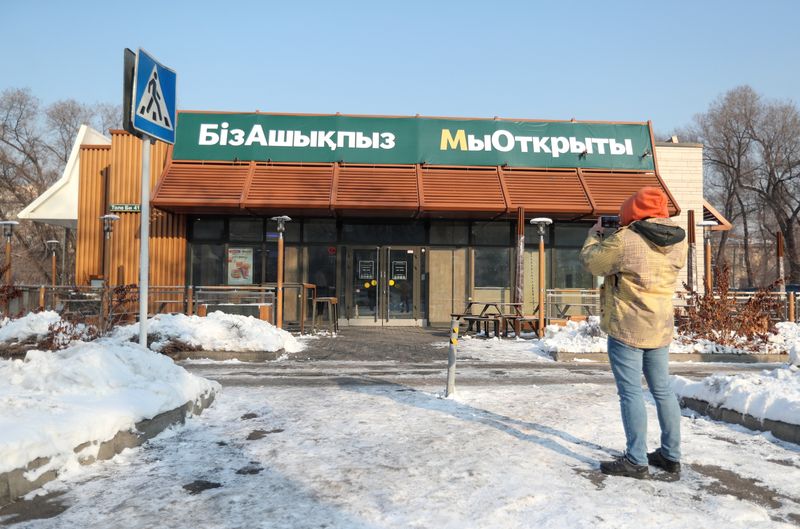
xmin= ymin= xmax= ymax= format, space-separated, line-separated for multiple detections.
xmin=430 ymin=222 xmax=469 ymax=245
xmin=342 ymin=223 xmax=381 ymax=243
xmin=555 ymin=223 xmax=592 ymax=247
xmin=524 ymin=223 xmax=551 ymax=245
xmin=230 ymin=218 xmax=263 ymax=242
xmin=472 ymin=222 xmax=510 ymax=246
xmin=307 ymin=246 xmax=337 ymax=298
xmin=553 ymin=247 xmax=593 ymax=288
xmin=474 ymin=247 xmax=510 ymax=288
xmin=191 ymin=244 xmax=224 ymax=286
xmin=266 ymin=219 xmax=301 ymax=242
xmin=303 ymin=220 xmax=337 ymax=243
xmin=191 ymin=218 xmax=224 ymax=240
xmin=342 ymin=223 xmax=425 ymax=244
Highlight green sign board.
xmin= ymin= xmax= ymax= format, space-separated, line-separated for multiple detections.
xmin=173 ymin=112 xmax=655 ymax=170
xmin=109 ymin=203 xmax=141 ymax=212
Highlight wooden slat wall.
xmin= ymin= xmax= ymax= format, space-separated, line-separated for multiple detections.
xmin=76 ymin=131 xmax=186 ymax=286
xmin=75 ymin=145 xmax=111 ymax=285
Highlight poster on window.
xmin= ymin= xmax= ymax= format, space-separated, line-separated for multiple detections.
xmin=358 ymin=260 xmax=375 ymax=280
xmin=227 ymin=247 xmax=254 ymax=285
xmin=391 ymin=261 xmax=408 ymax=280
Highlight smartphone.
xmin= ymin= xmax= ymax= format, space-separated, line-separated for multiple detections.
xmin=600 ymin=216 xmax=620 ymax=230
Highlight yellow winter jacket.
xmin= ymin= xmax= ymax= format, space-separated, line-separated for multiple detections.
xmin=579 ymin=218 xmax=687 ymax=349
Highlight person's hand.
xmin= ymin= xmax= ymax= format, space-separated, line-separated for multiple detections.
xmin=590 ymin=218 xmax=604 ymax=237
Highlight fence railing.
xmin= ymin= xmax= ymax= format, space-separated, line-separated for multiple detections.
xmin=545 ymin=288 xmax=798 ymax=324
xmin=1 ymin=283 xmax=318 ymax=333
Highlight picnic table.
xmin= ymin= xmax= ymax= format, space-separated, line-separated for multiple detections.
xmin=451 ymin=301 xmax=537 ymax=337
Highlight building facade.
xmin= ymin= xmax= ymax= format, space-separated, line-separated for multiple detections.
xmin=24 ymin=112 xmax=726 ymax=326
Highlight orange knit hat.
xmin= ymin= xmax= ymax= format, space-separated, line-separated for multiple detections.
xmin=619 ymin=187 xmax=669 ymax=226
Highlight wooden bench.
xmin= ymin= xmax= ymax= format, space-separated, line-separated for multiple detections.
xmin=462 ymin=315 xmax=501 ymax=337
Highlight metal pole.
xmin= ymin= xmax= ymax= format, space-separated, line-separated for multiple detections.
xmin=687 ymin=210 xmax=696 ymax=293
xmin=789 ymin=292 xmax=796 ymax=322
xmin=51 ymin=251 xmax=57 ymax=288
xmin=277 ymin=231 xmax=284 ymax=328
xmin=704 ymin=235 xmax=712 ymax=292
xmin=4 ymin=238 xmax=10 ymax=284
xmin=446 ymin=318 xmax=458 ymax=397
xmin=777 ymin=231 xmax=786 ymax=294
xmin=538 ymin=233 xmax=545 ymax=337
xmin=515 ymin=207 xmax=524 ymax=305
xmin=139 ymin=137 xmax=151 ymax=347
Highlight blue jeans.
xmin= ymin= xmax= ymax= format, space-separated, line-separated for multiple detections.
xmin=607 ymin=336 xmax=681 ymax=466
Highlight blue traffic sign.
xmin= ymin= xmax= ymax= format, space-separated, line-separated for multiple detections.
xmin=131 ymin=49 xmax=176 ymax=144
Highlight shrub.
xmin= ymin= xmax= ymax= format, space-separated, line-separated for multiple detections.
xmin=677 ymin=264 xmax=783 ymax=348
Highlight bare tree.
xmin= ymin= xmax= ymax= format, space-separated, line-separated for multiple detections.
xmin=0 ymin=88 xmax=120 ymax=285
xmin=741 ymin=99 xmax=800 ymax=283
xmin=687 ymin=85 xmax=800 ymax=286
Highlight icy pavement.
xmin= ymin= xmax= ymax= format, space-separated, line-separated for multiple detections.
xmin=4 ymin=364 xmax=799 ymax=528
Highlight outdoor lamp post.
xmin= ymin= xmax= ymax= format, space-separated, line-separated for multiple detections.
xmin=45 ymin=240 xmax=60 ymax=288
xmin=529 ymin=217 xmax=553 ymax=337
xmin=271 ymin=215 xmax=292 ymax=329
xmin=100 ymin=214 xmax=120 ymax=284
xmin=0 ymin=221 xmax=19 ymax=284
xmin=697 ymin=220 xmax=718 ymax=292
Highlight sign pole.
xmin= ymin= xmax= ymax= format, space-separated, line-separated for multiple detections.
xmin=139 ymin=136 xmax=151 ymax=346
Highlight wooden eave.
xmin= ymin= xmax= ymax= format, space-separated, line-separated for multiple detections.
xmin=152 ymin=159 xmax=679 ymax=220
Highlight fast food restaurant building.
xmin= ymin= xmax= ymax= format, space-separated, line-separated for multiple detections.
xmin=21 ymin=111 xmax=729 ymax=326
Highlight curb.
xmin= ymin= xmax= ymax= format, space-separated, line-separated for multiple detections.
xmin=552 ymin=352 xmax=789 ymax=363
xmin=0 ymin=390 xmax=216 ymax=507
xmin=169 ymin=350 xmax=285 ymax=362
xmin=681 ymin=396 xmax=800 ymax=445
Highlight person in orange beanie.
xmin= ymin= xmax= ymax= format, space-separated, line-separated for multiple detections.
xmin=580 ymin=187 xmax=687 ymax=479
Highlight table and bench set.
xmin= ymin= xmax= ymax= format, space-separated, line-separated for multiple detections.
xmin=450 ymin=301 xmax=540 ymax=337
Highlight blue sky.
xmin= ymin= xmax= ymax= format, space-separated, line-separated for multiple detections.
xmin=2 ymin=0 xmax=797 ymax=137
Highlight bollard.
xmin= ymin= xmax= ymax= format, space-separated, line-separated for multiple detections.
xmin=446 ymin=318 xmax=458 ymax=397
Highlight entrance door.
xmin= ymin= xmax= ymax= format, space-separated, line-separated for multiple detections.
xmin=347 ymin=246 xmax=420 ymax=325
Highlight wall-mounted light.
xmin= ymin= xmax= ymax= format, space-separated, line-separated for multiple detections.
xmin=640 ymin=148 xmax=653 ymax=159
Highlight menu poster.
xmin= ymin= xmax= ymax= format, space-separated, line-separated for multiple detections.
xmin=227 ymin=247 xmax=254 ymax=285
xmin=358 ymin=260 xmax=375 ymax=280
xmin=391 ymin=261 xmax=408 ymax=280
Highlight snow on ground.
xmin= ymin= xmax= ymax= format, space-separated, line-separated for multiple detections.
xmin=673 ymin=365 xmax=800 ymax=425
xmin=10 ymin=379 xmax=800 ymax=528
xmin=523 ymin=317 xmax=799 ymax=356
xmin=435 ymin=334 xmax=554 ymax=363
xmin=0 ymin=340 xmax=219 ymax=476
xmin=0 ymin=311 xmax=60 ymax=344
xmin=112 ymin=311 xmax=304 ymax=353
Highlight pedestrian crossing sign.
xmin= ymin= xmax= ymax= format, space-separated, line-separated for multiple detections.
xmin=131 ymin=49 xmax=177 ymax=144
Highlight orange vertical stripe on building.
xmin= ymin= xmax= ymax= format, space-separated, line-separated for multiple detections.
xmin=76 ymin=131 xmax=186 ymax=287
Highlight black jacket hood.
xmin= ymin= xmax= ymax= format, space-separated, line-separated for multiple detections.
xmin=629 ymin=220 xmax=686 ymax=247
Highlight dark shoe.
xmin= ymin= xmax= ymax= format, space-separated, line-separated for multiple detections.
xmin=599 ymin=456 xmax=649 ymax=479
xmin=647 ymin=450 xmax=681 ymax=474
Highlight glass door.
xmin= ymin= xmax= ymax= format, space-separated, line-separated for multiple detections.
xmin=347 ymin=246 xmax=420 ymax=325
xmin=385 ymin=247 xmax=414 ymax=320
xmin=350 ymin=247 xmax=380 ymax=322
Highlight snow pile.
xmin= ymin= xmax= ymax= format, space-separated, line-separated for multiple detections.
xmin=0 ymin=310 xmax=61 ymax=344
xmin=672 ymin=365 xmax=800 ymax=425
xmin=112 ymin=311 xmax=303 ymax=354
xmin=532 ymin=316 xmax=607 ymax=354
xmin=533 ymin=317 xmax=799 ymax=356
xmin=447 ymin=334 xmax=554 ymax=362
xmin=769 ymin=322 xmax=800 ymax=365
xmin=0 ymin=339 xmax=220 ymax=476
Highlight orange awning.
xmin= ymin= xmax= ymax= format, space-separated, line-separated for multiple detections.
xmin=152 ymin=155 xmax=680 ymax=219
